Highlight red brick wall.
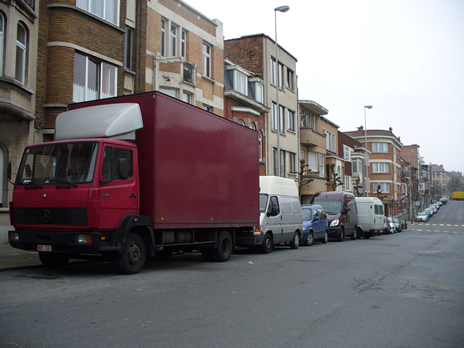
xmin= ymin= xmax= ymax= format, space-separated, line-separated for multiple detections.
xmin=225 ymin=36 xmax=264 ymax=78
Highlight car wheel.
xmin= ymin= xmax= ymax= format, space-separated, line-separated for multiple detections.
xmin=351 ymin=228 xmax=357 ymax=240
xmin=260 ymin=233 xmax=273 ymax=254
xmin=290 ymin=232 xmax=299 ymax=249
xmin=337 ymin=229 xmax=344 ymax=242
xmin=307 ymin=232 xmax=314 ymax=246
xmin=322 ymin=230 xmax=328 ymax=244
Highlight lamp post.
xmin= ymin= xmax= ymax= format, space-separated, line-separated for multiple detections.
xmin=364 ymin=105 xmax=373 ymax=196
xmin=274 ymin=5 xmax=289 ymax=177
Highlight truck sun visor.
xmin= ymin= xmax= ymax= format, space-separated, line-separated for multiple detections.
xmin=55 ymin=103 xmax=143 ymax=140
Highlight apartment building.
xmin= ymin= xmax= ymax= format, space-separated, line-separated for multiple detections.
xmin=338 ymin=131 xmax=365 ymax=196
xmin=0 ymin=0 xmax=39 ymax=239
xmin=147 ymin=0 xmax=224 ymax=114
xmin=224 ymin=59 xmax=268 ymax=175
xmin=225 ymin=34 xmax=298 ymax=178
xmin=321 ymin=116 xmax=342 ymax=192
xmin=400 ymin=144 xmax=420 ymax=216
xmin=298 ymin=100 xmax=328 ymax=203
xmin=431 ymin=164 xmax=449 ymax=198
xmin=345 ymin=127 xmax=403 ymax=216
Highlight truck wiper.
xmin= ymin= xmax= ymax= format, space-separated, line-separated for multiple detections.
xmin=24 ymin=181 xmax=43 ymax=189
xmin=48 ymin=179 xmax=78 ymax=188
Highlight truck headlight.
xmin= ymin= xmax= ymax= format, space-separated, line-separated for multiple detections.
xmin=330 ymin=219 xmax=339 ymax=227
xmin=10 ymin=232 xmax=19 ymax=242
xmin=77 ymin=234 xmax=92 ymax=244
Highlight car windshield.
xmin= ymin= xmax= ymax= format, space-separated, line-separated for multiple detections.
xmin=260 ymin=194 xmax=269 ymax=213
xmin=16 ymin=142 xmax=99 ymax=185
xmin=313 ymin=199 xmax=341 ymax=214
xmin=302 ymin=208 xmax=312 ymax=221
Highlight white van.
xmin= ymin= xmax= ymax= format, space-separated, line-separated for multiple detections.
xmin=355 ymin=197 xmax=385 ymax=238
xmin=254 ymin=176 xmax=303 ymax=253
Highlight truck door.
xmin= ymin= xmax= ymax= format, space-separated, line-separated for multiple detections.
xmin=98 ymin=145 xmax=139 ymax=229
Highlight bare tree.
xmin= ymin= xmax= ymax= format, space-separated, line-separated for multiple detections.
xmin=326 ymin=163 xmax=343 ymax=191
xmin=291 ymin=159 xmax=315 ymax=203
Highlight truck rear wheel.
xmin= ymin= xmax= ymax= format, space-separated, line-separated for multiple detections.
xmin=39 ymin=252 xmax=69 ymax=269
xmin=116 ymin=233 xmax=146 ymax=274
xmin=201 ymin=230 xmax=232 ymax=262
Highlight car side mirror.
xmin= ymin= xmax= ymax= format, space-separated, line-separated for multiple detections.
xmin=313 ymin=216 xmax=320 ymax=222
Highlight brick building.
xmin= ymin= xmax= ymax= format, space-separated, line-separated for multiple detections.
xmin=338 ymin=131 xmax=365 ymax=197
xmin=225 ymin=34 xmax=298 ymax=178
xmin=345 ymin=127 xmax=403 ymax=216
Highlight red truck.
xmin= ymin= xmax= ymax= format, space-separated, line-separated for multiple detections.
xmin=9 ymin=92 xmax=259 ymax=273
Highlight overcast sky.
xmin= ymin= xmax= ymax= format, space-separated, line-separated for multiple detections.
xmin=185 ymin=0 xmax=464 ymax=173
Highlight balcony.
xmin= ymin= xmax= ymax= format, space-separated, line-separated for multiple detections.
xmin=300 ymin=127 xmax=325 ymax=147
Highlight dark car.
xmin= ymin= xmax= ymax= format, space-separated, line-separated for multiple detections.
xmin=301 ymin=204 xmax=329 ymax=245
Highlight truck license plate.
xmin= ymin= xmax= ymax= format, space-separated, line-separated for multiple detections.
xmin=37 ymin=245 xmax=52 ymax=252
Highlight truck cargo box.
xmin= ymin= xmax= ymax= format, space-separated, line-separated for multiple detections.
xmin=69 ymin=92 xmax=260 ymax=229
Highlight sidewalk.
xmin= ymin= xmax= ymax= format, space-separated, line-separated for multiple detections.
xmin=0 ymin=243 xmax=43 ymax=271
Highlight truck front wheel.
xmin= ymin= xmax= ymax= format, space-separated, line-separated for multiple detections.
xmin=116 ymin=233 xmax=146 ymax=274
xmin=39 ymin=252 xmax=69 ymax=269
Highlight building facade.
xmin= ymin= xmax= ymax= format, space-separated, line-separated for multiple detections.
xmin=345 ymin=127 xmax=403 ymax=216
xmin=225 ymin=34 xmax=299 ymax=178
xmin=338 ymin=131 xmax=365 ymax=197
xmin=0 ymin=0 xmax=39 ymax=240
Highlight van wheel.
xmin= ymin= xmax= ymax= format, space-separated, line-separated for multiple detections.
xmin=290 ymin=232 xmax=299 ymax=249
xmin=260 ymin=233 xmax=273 ymax=254
xmin=337 ymin=229 xmax=344 ymax=242
xmin=306 ymin=232 xmax=314 ymax=246
xmin=351 ymin=228 xmax=357 ymax=240
xmin=322 ymin=231 xmax=328 ymax=244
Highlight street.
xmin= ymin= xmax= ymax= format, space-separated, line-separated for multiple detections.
xmin=1 ymin=201 xmax=464 ymax=348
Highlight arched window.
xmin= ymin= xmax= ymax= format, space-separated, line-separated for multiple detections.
xmin=0 ymin=13 xmax=4 ymax=77
xmin=15 ymin=22 xmax=28 ymax=84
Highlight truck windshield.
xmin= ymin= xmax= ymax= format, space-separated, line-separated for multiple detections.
xmin=312 ymin=199 xmax=341 ymax=214
xmin=259 ymin=194 xmax=269 ymax=213
xmin=16 ymin=142 xmax=99 ymax=185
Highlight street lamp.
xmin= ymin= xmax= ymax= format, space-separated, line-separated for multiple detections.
xmin=274 ymin=5 xmax=289 ymax=177
xmin=364 ymin=105 xmax=373 ymax=196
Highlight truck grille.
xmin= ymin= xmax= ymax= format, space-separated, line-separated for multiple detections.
xmin=13 ymin=208 xmax=88 ymax=226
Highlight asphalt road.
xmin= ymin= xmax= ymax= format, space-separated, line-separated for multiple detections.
xmin=1 ymin=201 xmax=463 ymax=348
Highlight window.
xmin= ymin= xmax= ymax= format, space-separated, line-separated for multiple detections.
xmin=234 ymin=70 xmax=248 ymax=95
xmin=345 ymin=176 xmax=351 ymax=191
xmin=102 ymin=147 xmax=133 ymax=183
xmin=272 ymin=102 xmax=278 ymax=131
xmin=15 ymin=23 xmax=27 ymax=84
xmin=252 ymin=80 xmax=264 ymax=103
xmin=289 ymin=153 xmax=296 ymax=173
xmin=124 ymin=27 xmax=133 ymax=70
xmin=308 ymin=152 xmax=317 ymax=172
xmin=202 ymin=43 xmax=211 ymax=78
xmin=278 ymin=62 xmax=284 ymax=89
xmin=343 ymin=145 xmax=351 ymax=161
xmin=0 ymin=14 xmax=4 ymax=77
xmin=372 ymin=142 xmax=389 ymax=153
xmin=181 ymin=30 xmax=187 ymax=58
xmin=352 ymin=159 xmax=362 ymax=174
xmin=170 ymin=24 xmax=177 ymax=57
xmin=73 ymin=52 xmax=117 ymax=102
xmin=372 ymin=162 xmax=390 ymax=173
xmin=280 ymin=150 xmax=286 ymax=177
xmin=279 ymin=105 xmax=285 ymax=133
xmin=271 ymin=58 xmax=277 ymax=85
xmin=287 ymin=68 xmax=294 ymax=90
xmin=375 ymin=182 xmax=390 ymax=193
xmin=288 ymin=110 xmax=295 ymax=132
xmin=159 ymin=87 xmax=177 ymax=98
xmin=183 ymin=62 xmax=194 ymax=83
xmin=301 ymin=111 xmax=316 ymax=129
xmin=160 ymin=19 xmax=166 ymax=57
xmin=182 ymin=91 xmax=192 ymax=104
xmin=319 ymin=154 xmax=325 ymax=177
xmin=324 ymin=130 xmax=336 ymax=152
xmin=202 ymin=104 xmax=212 ymax=112
xmin=76 ymin=0 xmax=119 ymax=25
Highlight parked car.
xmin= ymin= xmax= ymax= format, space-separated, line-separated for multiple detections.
xmin=301 ymin=205 xmax=329 ymax=245
xmin=383 ymin=217 xmax=395 ymax=234
xmin=424 ymin=208 xmax=434 ymax=217
xmin=415 ymin=212 xmax=429 ymax=222
xmin=392 ymin=217 xmax=402 ymax=232
xmin=428 ymin=204 xmax=437 ymax=214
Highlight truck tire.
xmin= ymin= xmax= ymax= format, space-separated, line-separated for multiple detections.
xmin=116 ymin=233 xmax=146 ymax=274
xmin=214 ymin=230 xmax=233 ymax=262
xmin=290 ymin=232 xmax=299 ymax=249
xmin=39 ymin=252 xmax=69 ymax=269
xmin=260 ymin=233 xmax=273 ymax=254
